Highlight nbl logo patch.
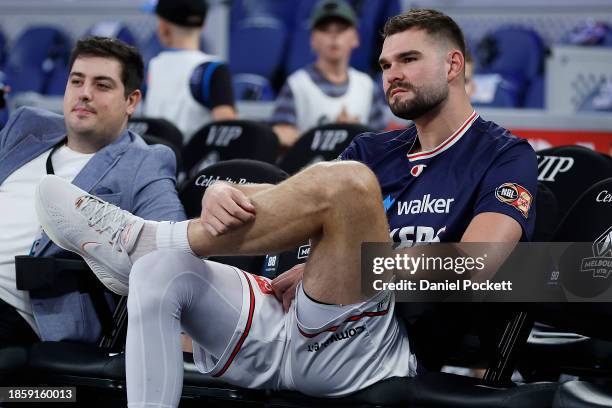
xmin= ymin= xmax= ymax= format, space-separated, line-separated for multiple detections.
xmin=495 ymin=183 xmax=532 ymax=218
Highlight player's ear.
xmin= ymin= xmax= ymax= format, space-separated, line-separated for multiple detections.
xmin=126 ymin=89 xmax=141 ymax=116
xmin=446 ymin=49 xmax=464 ymax=82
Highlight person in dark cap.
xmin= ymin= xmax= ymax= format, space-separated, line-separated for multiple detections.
xmin=271 ymin=0 xmax=387 ymax=150
xmin=144 ymin=0 xmax=237 ymax=144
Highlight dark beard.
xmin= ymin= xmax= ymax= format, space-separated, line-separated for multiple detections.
xmin=387 ymin=82 xmax=447 ymax=121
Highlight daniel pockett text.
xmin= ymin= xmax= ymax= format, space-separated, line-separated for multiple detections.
xmin=360 ymin=242 xmax=612 ymax=302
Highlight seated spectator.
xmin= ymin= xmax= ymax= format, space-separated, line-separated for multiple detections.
xmin=144 ymin=0 xmax=237 ymax=144
xmin=271 ymin=0 xmax=387 ymax=150
xmin=0 ymin=36 xmax=185 ymax=346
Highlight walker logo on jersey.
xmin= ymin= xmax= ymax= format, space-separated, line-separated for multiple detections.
xmin=495 ymin=183 xmax=532 ymax=218
xmin=390 ymin=226 xmax=447 ymax=248
xmin=410 ymin=164 xmax=427 ymax=177
xmin=311 ymin=130 xmax=348 ymax=152
xmin=205 ymin=126 xmax=242 ymax=146
xmin=537 ymin=155 xmax=574 ymax=182
xmin=252 ymin=274 xmax=274 ymax=295
xmin=581 ymin=226 xmax=612 ymax=279
xmin=307 ymin=326 xmax=365 ymax=353
xmin=297 ymin=245 xmax=311 ymax=259
xmin=397 ymin=195 xmax=454 ymax=215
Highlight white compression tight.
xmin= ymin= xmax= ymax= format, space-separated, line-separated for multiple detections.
xmin=125 ymin=250 xmax=243 ymax=408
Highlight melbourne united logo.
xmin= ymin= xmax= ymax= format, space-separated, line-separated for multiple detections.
xmin=410 ymin=164 xmax=427 ymax=177
xmin=581 ymin=226 xmax=612 ymax=279
xmin=495 ymin=183 xmax=532 ymax=218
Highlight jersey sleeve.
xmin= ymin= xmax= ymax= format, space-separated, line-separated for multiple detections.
xmin=473 ymin=141 xmax=538 ymax=240
xmin=269 ymin=82 xmax=297 ymax=126
xmin=189 ymin=61 xmax=235 ymax=110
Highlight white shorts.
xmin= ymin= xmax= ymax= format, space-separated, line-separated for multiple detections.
xmin=191 ymin=265 xmax=417 ymax=396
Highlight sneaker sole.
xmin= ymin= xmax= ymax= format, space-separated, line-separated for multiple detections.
xmin=35 ymin=184 xmax=129 ymax=296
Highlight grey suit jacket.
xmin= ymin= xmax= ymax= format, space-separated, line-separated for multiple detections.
xmin=0 ymin=107 xmax=186 ymax=343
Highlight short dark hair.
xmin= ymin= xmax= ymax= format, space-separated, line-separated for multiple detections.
xmin=382 ymin=9 xmax=466 ymax=57
xmin=69 ymin=36 xmax=144 ymax=97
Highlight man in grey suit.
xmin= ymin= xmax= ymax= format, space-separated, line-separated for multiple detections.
xmin=0 ymin=37 xmax=185 ymax=346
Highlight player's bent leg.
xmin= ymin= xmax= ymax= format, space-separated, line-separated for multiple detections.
xmin=126 ymin=249 xmax=287 ymax=408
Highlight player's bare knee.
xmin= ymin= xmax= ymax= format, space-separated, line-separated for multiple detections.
xmin=327 ymin=161 xmax=382 ymax=203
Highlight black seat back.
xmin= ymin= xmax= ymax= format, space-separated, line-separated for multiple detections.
xmin=182 ymin=120 xmax=279 ymax=178
xmin=529 ymin=178 xmax=612 ymax=340
xmin=179 ymin=159 xmax=288 ymax=273
xmin=533 ymin=182 xmax=559 ymax=242
xmin=139 ymin=134 xmax=183 ymax=175
xmin=278 ymin=123 xmax=371 ymax=175
xmin=536 ymin=145 xmax=612 ymax=223
xmin=128 ymin=117 xmax=184 ymax=149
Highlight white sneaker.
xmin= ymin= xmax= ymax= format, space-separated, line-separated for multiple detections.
xmin=35 ymin=175 xmax=145 ymax=295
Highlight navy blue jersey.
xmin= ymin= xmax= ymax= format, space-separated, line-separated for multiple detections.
xmin=339 ymin=112 xmax=538 ymax=247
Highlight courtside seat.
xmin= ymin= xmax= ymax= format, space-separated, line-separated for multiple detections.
xmin=26 ymin=341 xmax=556 ymax=407
xmin=183 ymin=120 xmax=279 ymax=178
xmin=269 ymin=375 xmax=556 ymax=407
xmin=179 ymin=159 xmax=288 ymax=273
xmin=128 ymin=117 xmax=184 ymax=149
xmin=553 ymin=381 xmax=612 ymax=408
xmin=278 ymin=123 xmax=371 ymax=175
xmin=536 ymin=146 xmax=612 ymax=225
xmin=520 ymin=177 xmax=612 ymax=380
xmin=0 ymin=346 xmax=29 ymax=384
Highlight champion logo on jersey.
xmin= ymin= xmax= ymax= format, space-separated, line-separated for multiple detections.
xmin=410 ymin=164 xmax=427 ymax=177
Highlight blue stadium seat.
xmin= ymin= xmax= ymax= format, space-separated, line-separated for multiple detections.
xmin=85 ymin=21 xmax=138 ymax=48
xmin=141 ymin=33 xmax=163 ymax=69
xmin=4 ymin=25 xmax=72 ymax=94
xmin=0 ymin=28 xmax=6 ymax=70
xmin=524 ymin=76 xmax=545 ymax=109
xmin=230 ymin=17 xmax=287 ymax=80
xmin=286 ymin=0 xmax=400 ymax=75
xmin=479 ymin=26 xmax=545 ymax=81
xmin=230 ymin=0 xmax=296 ymax=30
xmin=233 ymin=73 xmax=275 ymax=101
xmin=7 ymin=26 xmax=71 ymax=73
xmin=44 ymin=62 xmax=69 ymax=96
xmin=471 ymin=73 xmax=526 ymax=108
xmin=4 ymin=64 xmax=47 ymax=94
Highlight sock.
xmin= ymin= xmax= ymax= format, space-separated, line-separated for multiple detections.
xmin=129 ymin=220 xmax=194 ymax=263
xmin=155 ymin=220 xmax=194 ymax=255
xmin=128 ymin=221 xmax=159 ymax=262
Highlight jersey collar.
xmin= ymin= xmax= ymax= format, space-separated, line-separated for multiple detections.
xmin=407 ymin=110 xmax=479 ymax=162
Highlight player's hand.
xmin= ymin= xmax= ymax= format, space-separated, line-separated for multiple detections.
xmin=271 ymin=263 xmax=305 ymax=313
xmin=335 ymin=106 xmax=360 ymax=124
xmin=200 ymin=181 xmax=256 ymax=236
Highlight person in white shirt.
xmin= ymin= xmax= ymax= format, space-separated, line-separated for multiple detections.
xmin=144 ymin=0 xmax=237 ymax=144
xmin=271 ymin=0 xmax=387 ymax=150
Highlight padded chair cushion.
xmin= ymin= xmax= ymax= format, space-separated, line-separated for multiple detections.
xmin=0 ymin=346 xmax=28 ymax=375
xmin=554 ymin=381 xmax=612 ymax=408
xmin=27 ymin=342 xmax=556 ymax=407
xmin=128 ymin=117 xmax=184 ymax=149
xmin=183 ymin=120 xmax=279 ymax=177
xmin=278 ymin=123 xmax=372 ymax=175
xmin=270 ymin=374 xmax=557 ymax=407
